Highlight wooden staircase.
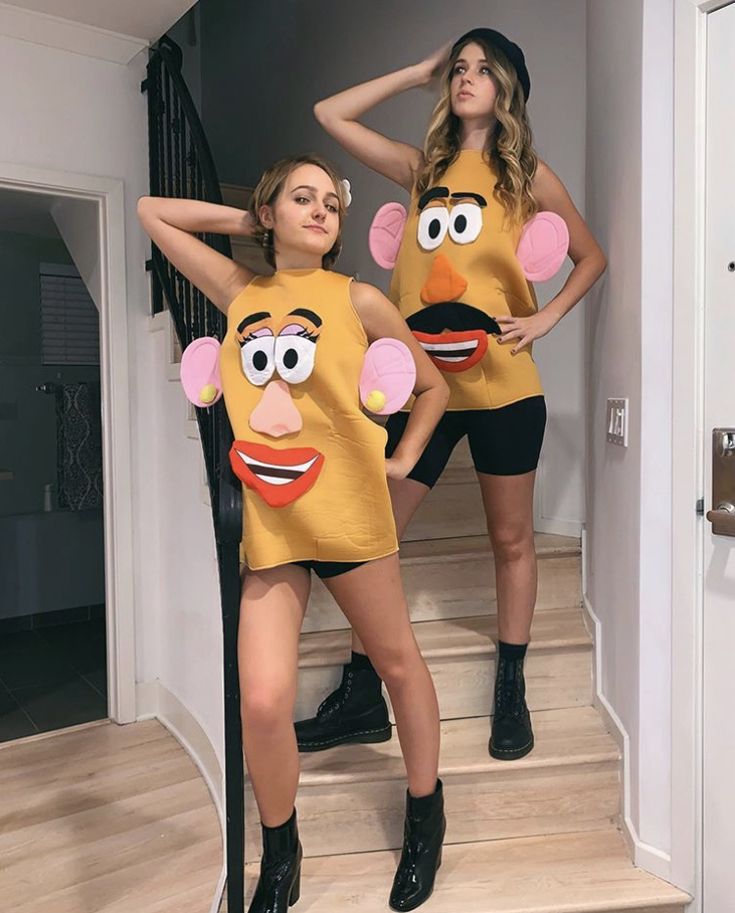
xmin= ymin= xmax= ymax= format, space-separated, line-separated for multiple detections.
xmin=215 ymin=202 xmax=690 ymax=910
xmin=238 ymin=438 xmax=690 ymax=912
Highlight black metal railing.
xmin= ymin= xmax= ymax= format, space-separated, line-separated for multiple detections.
xmin=142 ymin=34 xmax=245 ymax=913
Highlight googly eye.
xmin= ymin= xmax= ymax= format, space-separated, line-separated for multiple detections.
xmin=240 ymin=334 xmax=275 ymax=386
xmin=275 ymin=333 xmax=317 ymax=384
xmin=417 ymin=207 xmax=449 ymax=251
xmin=449 ymin=202 xmax=483 ymax=244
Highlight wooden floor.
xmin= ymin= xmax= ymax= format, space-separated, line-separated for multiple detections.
xmin=0 ymin=719 xmax=222 ymax=913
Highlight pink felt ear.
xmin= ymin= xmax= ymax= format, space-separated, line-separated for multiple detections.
xmin=180 ymin=337 xmax=223 ymax=407
xmin=368 ymin=202 xmax=408 ymax=269
xmin=359 ymin=338 xmax=416 ymax=415
xmin=516 ymin=211 xmax=570 ymax=282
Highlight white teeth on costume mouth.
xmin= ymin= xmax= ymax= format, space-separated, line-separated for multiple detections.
xmin=420 ymin=339 xmax=479 ymax=362
xmin=236 ymin=452 xmax=319 ymax=485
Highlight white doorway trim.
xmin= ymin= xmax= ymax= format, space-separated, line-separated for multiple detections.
xmin=0 ymin=162 xmax=136 ymax=724
xmin=672 ymin=0 xmax=733 ymax=905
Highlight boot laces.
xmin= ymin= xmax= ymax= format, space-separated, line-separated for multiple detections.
xmin=495 ymin=659 xmax=526 ymax=719
xmin=316 ymin=669 xmax=354 ymax=718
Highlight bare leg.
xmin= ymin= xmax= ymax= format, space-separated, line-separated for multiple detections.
xmin=239 ymin=563 xmax=310 ymax=826
xmin=476 ymin=470 xmax=537 ymax=642
xmin=350 ymin=476 xmax=429 ymax=655
xmin=326 ymin=553 xmax=440 ymax=797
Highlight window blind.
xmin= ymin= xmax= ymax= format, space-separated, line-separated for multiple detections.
xmin=40 ymin=264 xmax=99 ymax=366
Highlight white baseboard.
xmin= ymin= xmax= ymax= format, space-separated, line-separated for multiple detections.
xmin=136 ymin=680 xmax=226 ymax=913
xmin=581 ymin=594 xmax=673 ymax=882
xmin=533 ymin=516 xmax=583 ymax=538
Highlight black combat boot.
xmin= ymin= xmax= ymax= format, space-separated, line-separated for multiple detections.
xmin=489 ymin=640 xmax=535 ymax=760
xmin=247 ymin=808 xmax=302 ymax=912
xmin=295 ymin=651 xmax=392 ymax=752
xmin=389 ymin=779 xmax=446 ymax=912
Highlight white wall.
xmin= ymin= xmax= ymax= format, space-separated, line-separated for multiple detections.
xmin=0 ymin=33 xmax=225 ymax=769
xmin=585 ymin=0 xmax=673 ymax=867
xmin=200 ymin=0 xmax=588 ymax=535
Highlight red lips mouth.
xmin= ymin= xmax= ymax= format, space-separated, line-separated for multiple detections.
xmin=229 ymin=441 xmax=324 ymax=508
xmin=412 ymin=330 xmax=489 ymax=373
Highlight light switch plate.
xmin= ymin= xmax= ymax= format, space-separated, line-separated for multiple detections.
xmin=606 ymin=398 xmax=628 ymax=446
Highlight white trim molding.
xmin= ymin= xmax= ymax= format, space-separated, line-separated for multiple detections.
xmin=582 ymin=594 xmax=673 ymax=881
xmin=0 ymin=162 xmax=137 ymax=724
xmin=669 ymin=0 xmax=733 ymax=907
xmin=0 ymin=2 xmax=148 ymax=64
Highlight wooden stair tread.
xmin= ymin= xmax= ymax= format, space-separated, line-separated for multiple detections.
xmin=299 ymin=607 xmax=591 ymax=669
xmin=294 ymin=707 xmax=618 ymax=787
xmin=398 ymin=533 xmax=581 ymax=564
xmin=244 ymin=828 xmax=690 ymax=912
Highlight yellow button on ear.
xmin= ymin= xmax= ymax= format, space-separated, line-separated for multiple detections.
xmin=199 ymin=384 xmax=218 ymax=404
xmin=365 ymin=389 xmax=386 ymax=412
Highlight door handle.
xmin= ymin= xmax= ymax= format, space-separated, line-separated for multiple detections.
xmin=706 ymin=502 xmax=735 ymax=535
xmin=708 ymin=429 xmax=735 ymax=537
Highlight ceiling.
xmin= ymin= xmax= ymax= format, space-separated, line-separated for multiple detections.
xmin=2 ymin=0 xmax=196 ymax=41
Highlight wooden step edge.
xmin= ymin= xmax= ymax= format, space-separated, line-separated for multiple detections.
xmin=243 ymin=828 xmax=691 ymax=912
xmin=299 ymin=618 xmax=592 ymax=669
xmin=285 ymin=748 xmax=620 ymax=791
xmin=432 ymin=464 xmax=480 ymax=486
xmin=287 ymin=708 xmax=621 ymax=788
xmin=421 ymin=634 xmax=592 ymax=662
xmin=399 ymin=535 xmax=581 ymax=565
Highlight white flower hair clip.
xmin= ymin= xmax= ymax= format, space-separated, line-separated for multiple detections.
xmin=341 ymin=178 xmax=352 ymax=208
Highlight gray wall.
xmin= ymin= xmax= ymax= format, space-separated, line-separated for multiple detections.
xmin=198 ymin=0 xmax=588 ymax=533
xmin=168 ymin=5 xmax=202 ymax=114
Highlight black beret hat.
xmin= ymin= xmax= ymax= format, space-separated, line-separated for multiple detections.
xmin=451 ymin=28 xmax=531 ymax=102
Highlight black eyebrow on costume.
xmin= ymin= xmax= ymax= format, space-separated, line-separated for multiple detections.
xmin=237 ymin=312 xmax=271 ymax=333
xmin=450 ymin=192 xmax=487 ymax=207
xmin=417 ymin=187 xmax=449 ymax=210
xmin=288 ymin=308 xmax=322 ymax=327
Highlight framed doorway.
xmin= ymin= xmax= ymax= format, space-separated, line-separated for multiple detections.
xmin=0 ymin=162 xmax=136 ymax=725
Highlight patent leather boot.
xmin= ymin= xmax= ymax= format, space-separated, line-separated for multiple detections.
xmin=389 ymin=779 xmax=445 ymax=911
xmin=247 ymin=808 xmax=302 ymax=912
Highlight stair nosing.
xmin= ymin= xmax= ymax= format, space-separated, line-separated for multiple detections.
xmin=270 ymin=709 xmax=620 ymax=789
xmin=398 ymin=535 xmax=581 ymax=566
xmin=299 ymin=608 xmax=592 ymax=669
xmin=291 ymin=749 xmax=620 ymax=789
xmin=243 ymin=827 xmax=691 ymax=910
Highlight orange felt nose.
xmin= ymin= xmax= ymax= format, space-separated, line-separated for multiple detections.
xmin=420 ymin=254 xmax=468 ymax=304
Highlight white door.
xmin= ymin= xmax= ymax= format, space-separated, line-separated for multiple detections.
xmin=703 ymin=5 xmax=735 ymax=909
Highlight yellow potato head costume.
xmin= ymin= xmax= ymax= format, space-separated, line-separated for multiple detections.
xmin=180 ymin=268 xmax=418 ymax=571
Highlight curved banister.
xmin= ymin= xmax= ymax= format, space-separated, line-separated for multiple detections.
xmin=143 ymin=35 xmax=245 ymax=913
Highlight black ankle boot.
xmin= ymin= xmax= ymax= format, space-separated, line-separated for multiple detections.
xmin=389 ymin=779 xmax=445 ymax=912
xmin=489 ymin=641 xmax=534 ymax=760
xmin=294 ymin=652 xmax=392 ymax=752
xmin=247 ymin=808 xmax=302 ymax=912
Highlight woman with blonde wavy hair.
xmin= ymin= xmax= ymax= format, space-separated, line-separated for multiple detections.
xmin=299 ymin=28 xmax=606 ymax=761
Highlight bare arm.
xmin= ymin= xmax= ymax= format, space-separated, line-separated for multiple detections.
xmin=313 ymin=43 xmax=452 ymax=192
xmin=350 ymin=281 xmax=449 ymax=478
xmin=532 ymin=160 xmax=607 ymax=322
xmin=137 ymin=196 xmax=257 ymax=314
xmin=496 ymin=160 xmax=608 ymax=354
